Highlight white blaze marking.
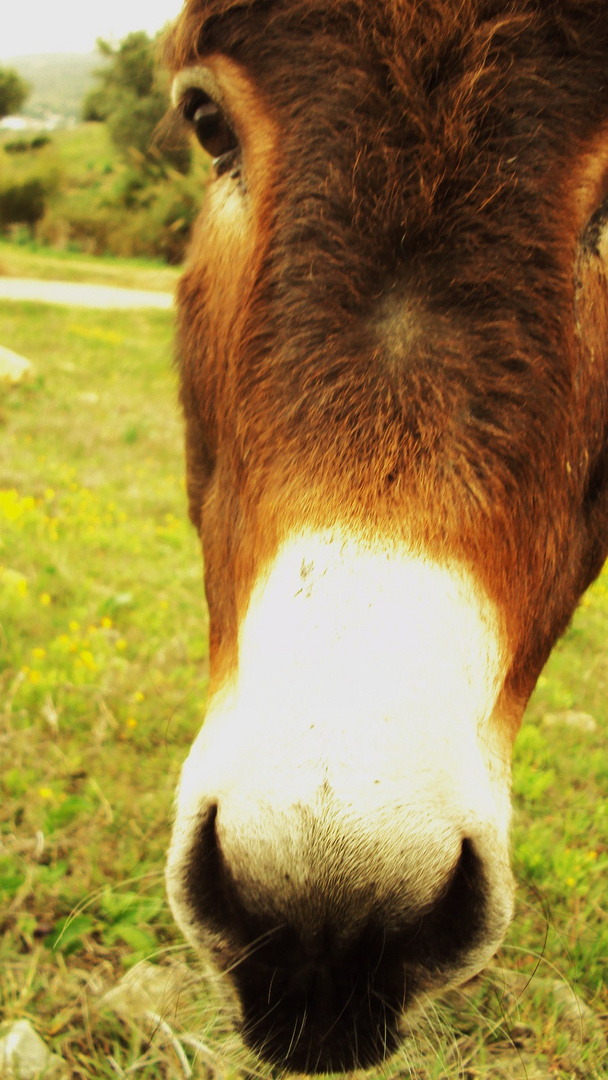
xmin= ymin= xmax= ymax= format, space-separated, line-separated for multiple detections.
xmin=172 ymin=532 xmax=511 ymax=870
xmin=176 ymin=530 xmax=509 ymax=796
xmin=168 ymin=530 xmax=515 ymax=981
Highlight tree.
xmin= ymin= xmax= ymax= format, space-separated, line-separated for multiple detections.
xmin=82 ymin=32 xmax=190 ymax=175
xmin=0 ymin=68 xmax=29 ymax=120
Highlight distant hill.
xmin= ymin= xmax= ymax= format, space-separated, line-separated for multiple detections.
xmin=2 ymin=53 xmax=100 ymax=123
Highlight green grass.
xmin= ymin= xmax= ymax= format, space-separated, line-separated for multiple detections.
xmin=0 ymin=294 xmax=210 ymax=1076
xmin=0 ymin=122 xmax=115 ymax=207
xmin=0 ymin=238 xmax=181 ymax=291
xmin=0 ymin=254 xmax=606 ymax=1078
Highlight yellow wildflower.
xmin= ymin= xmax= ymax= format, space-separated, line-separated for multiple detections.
xmin=38 ymin=787 xmax=54 ymax=800
xmin=0 ymin=490 xmax=35 ymax=520
xmin=40 ymin=593 xmax=51 ymax=606
xmin=126 ymin=717 xmax=138 ymax=729
xmin=32 ymin=647 xmax=46 ymax=660
xmin=2 ymin=569 xmax=29 ymax=595
xmin=69 ymin=620 xmax=80 ymax=632
xmin=132 ymin=691 xmax=145 ymax=703
xmin=116 ymin=638 xmax=127 ymax=651
xmin=69 ymin=323 xmax=123 ymax=345
xmin=101 ymin=616 xmax=113 ymax=629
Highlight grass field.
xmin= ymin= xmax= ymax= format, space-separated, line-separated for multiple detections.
xmin=0 ymin=249 xmax=607 ymax=1079
xmin=0 ymin=122 xmax=209 ymax=262
xmin=0 ymin=239 xmax=181 ymax=291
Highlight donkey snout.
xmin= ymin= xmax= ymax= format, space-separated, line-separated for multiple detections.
xmin=170 ymin=799 xmax=493 ymax=1073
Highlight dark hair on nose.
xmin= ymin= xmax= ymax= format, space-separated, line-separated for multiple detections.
xmin=184 ymin=807 xmax=487 ymax=1072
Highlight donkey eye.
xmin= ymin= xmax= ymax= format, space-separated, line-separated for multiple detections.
xmin=182 ymin=90 xmax=239 ymax=174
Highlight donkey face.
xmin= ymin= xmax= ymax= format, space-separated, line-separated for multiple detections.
xmin=165 ymin=1 xmax=608 ymax=1071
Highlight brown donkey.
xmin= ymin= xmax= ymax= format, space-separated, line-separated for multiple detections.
xmin=164 ymin=1 xmax=608 ymax=1071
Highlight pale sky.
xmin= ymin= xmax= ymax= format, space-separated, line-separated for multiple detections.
xmin=1 ymin=1 xmax=185 ymax=59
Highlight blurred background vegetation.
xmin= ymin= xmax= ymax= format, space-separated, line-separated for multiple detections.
xmin=0 ymin=33 xmax=208 ymax=263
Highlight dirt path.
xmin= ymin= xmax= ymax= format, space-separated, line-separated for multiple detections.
xmin=0 ymin=277 xmax=173 ymax=310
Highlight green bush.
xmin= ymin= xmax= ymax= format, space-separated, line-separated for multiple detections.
xmin=36 ymin=166 xmax=202 ymax=262
xmin=4 ymin=135 xmax=52 ymax=154
xmin=4 ymin=139 xmax=30 ymax=154
xmin=52 ymin=206 xmax=112 ymax=255
xmin=0 ymin=178 xmax=48 ymax=230
xmin=142 ymin=177 xmax=200 ymax=263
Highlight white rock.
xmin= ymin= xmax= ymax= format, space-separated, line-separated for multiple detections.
xmin=0 ymin=345 xmax=33 ymax=383
xmin=101 ymin=960 xmax=194 ymax=1021
xmin=0 ymin=1019 xmax=65 ymax=1078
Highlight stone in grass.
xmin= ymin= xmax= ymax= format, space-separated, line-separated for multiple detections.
xmin=101 ymin=960 xmax=194 ymax=1021
xmin=0 ymin=345 xmax=33 ymax=384
xmin=541 ymin=710 xmax=597 ymax=733
xmin=493 ymin=967 xmax=606 ymax=1045
xmin=0 ymin=1019 xmax=67 ymax=1079
xmin=101 ymin=961 xmax=217 ymax=1073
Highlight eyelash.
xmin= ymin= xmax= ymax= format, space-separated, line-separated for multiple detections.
xmin=181 ymin=89 xmax=240 ymax=177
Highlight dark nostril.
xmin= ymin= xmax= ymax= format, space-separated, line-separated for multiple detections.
xmin=184 ymin=802 xmax=229 ymax=934
xmin=403 ymin=837 xmax=487 ymax=970
xmin=183 ymin=820 xmax=488 ymax=1072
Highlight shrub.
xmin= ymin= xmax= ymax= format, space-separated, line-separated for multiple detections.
xmin=0 ymin=179 xmax=48 ymax=230
xmin=57 ymin=207 xmax=112 ymax=255
xmin=4 ymin=139 xmax=30 ymax=154
xmin=4 ymin=136 xmax=52 ymax=154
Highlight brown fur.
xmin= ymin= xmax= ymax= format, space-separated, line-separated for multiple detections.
xmin=166 ymin=0 xmax=608 ymax=717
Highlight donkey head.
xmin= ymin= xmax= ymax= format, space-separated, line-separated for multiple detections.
xmin=165 ymin=1 xmax=608 ymax=1070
